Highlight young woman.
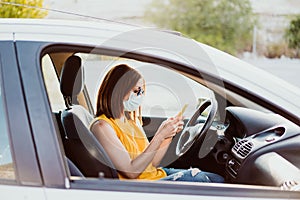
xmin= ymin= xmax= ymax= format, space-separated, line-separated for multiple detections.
xmin=90 ymin=64 xmax=224 ymax=182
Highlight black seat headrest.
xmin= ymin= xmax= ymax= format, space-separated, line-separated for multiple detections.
xmin=60 ymin=55 xmax=84 ymax=98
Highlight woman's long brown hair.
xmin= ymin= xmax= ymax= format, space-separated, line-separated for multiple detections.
xmin=96 ymin=64 xmax=142 ymax=119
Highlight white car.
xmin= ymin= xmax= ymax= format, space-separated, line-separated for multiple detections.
xmin=0 ymin=18 xmax=300 ymax=199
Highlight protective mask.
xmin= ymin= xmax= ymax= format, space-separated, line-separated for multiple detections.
xmin=123 ymin=91 xmax=144 ymax=112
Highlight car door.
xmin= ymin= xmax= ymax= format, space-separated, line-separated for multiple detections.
xmin=0 ymin=40 xmax=46 ymax=199
xmin=14 ymin=38 xmax=300 ymax=200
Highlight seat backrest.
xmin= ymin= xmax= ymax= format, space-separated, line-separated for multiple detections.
xmin=59 ymin=55 xmax=118 ymax=178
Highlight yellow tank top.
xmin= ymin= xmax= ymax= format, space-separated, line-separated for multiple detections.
xmin=92 ymin=114 xmax=167 ymax=180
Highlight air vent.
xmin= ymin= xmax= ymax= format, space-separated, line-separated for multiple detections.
xmin=232 ymin=139 xmax=253 ymax=158
xmin=281 ymin=180 xmax=300 ymax=191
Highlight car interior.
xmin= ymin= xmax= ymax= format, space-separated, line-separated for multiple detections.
xmin=41 ymin=46 xmax=300 ymax=191
xmin=59 ymin=55 xmax=118 ymax=178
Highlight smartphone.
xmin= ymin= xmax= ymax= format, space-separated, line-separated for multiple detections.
xmin=176 ymin=104 xmax=188 ymax=117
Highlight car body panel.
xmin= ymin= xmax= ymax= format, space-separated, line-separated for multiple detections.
xmin=0 ymin=19 xmax=300 ymax=199
xmin=0 ymin=185 xmax=45 ymax=199
xmin=0 ymin=33 xmax=13 ymax=41
xmin=44 ymin=186 xmax=297 ymax=200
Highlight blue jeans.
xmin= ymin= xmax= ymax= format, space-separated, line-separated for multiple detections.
xmin=160 ymin=168 xmax=224 ymax=183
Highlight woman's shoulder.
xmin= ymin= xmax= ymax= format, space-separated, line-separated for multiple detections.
xmin=90 ymin=115 xmax=113 ymax=131
xmin=90 ymin=120 xmax=120 ymax=141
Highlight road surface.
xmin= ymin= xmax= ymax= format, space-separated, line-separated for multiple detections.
xmin=243 ymin=57 xmax=300 ymax=88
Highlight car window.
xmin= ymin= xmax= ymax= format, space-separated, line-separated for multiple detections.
xmin=136 ymin=64 xmax=214 ymax=118
xmin=78 ymin=53 xmax=214 ymax=118
xmin=42 ymin=54 xmax=66 ymax=112
xmin=0 ymin=82 xmax=15 ymax=180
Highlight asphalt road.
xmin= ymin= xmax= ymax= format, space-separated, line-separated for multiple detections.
xmin=242 ymin=57 xmax=300 ymax=88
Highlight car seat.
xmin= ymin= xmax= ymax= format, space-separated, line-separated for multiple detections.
xmin=59 ymin=55 xmax=118 ymax=179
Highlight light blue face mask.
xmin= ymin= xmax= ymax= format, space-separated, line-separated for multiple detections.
xmin=123 ymin=91 xmax=144 ymax=112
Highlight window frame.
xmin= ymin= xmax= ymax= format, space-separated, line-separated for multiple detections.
xmin=0 ymin=41 xmax=43 ymax=186
xmin=15 ymin=41 xmax=68 ymax=188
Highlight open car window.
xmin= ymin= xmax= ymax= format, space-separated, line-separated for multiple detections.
xmin=76 ymin=53 xmax=215 ymax=118
xmin=41 ymin=48 xmax=224 ymax=182
xmin=40 ymin=44 xmax=300 ymax=196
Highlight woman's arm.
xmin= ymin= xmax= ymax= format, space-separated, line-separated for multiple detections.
xmin=151 ymin=137 xmax=173 ymax=167
xmin=91 ymin=118 xmax=179 ymax=179
xmin=151 ymin=116 xmax=184 ymax=167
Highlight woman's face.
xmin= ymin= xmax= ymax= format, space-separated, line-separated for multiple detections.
xmin=124 ymin=78 xmax=144 ymax=101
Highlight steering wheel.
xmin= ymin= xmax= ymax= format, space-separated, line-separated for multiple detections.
xmin=176 ymin=98 xmax=218 ymax=157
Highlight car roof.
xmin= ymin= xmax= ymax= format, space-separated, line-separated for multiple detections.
xmin=1 ymin=18 xmax=300 ymax=123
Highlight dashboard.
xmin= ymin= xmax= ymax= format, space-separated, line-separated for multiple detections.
xmin=221 ymin=107 xmax=300 ymax=186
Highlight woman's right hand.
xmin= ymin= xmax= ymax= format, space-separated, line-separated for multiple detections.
xmin=155 ymin=116 xmax=184 ymax=140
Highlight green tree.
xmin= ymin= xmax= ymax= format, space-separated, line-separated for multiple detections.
xmin=0 ymin=0 xmax=48 ymax=18
xmin=285 ymin=15 xmax=300 ymax=57
xmin=144 ymin=0 xmax=256 ymax=55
